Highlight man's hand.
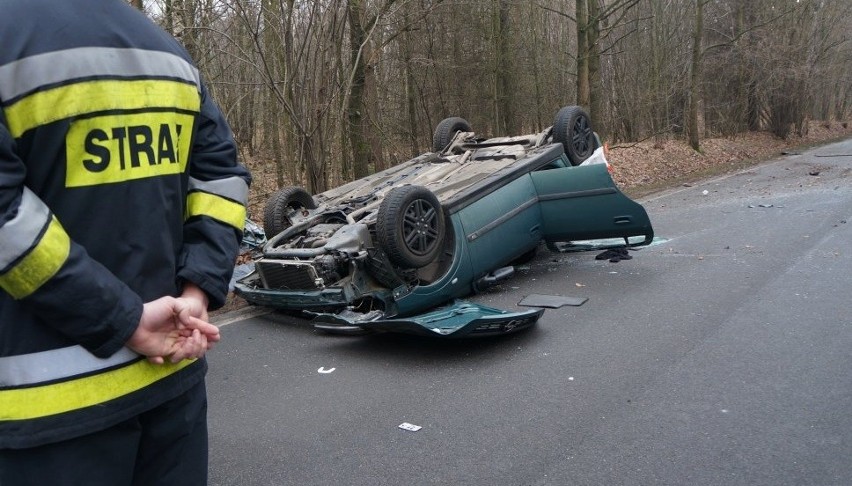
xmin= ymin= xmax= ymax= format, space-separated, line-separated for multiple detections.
xmin=180 ymin=281 xmax=210 ymax=323
xmin=127 ymin=296 xmax=221 ymax=365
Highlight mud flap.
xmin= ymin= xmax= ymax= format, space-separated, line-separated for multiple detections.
xmin=312 ymin=300 xmax=543 ymax=338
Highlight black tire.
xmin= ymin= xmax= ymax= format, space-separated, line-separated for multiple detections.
xmin=552 ymin=106 xmax=594 ymax=165
xmin=376 ymin=185 xmax=445 ymax=269
xmin=432 ymin=117 xmax=472 ymax=152
xmin=262 ymin=186 xmax=317 ymax=237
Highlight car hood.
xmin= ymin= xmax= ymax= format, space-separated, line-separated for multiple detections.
xmin=311 ymin=300 xmax=543 ymax=338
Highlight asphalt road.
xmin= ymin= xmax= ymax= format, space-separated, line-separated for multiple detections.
xmin=208 ymin=139 xmax=852 ymax=486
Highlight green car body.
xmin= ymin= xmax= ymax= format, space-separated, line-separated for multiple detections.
xmin=235 ymin=109 xmax=653 ymax=337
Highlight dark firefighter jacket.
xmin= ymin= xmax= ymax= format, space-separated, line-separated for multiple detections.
xmin=0 ymin=0 xmax=250 ymax=448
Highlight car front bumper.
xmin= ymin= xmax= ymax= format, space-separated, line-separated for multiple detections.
xmin=312 ymin=300 xmax=544 ymax=338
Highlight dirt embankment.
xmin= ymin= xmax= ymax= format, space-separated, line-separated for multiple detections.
xmin=609 ymin=122 xmax=852 ymax=196
xmin=213 ymin=121 xmax=852 ymax=317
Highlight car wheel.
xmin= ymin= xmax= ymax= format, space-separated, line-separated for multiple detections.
xmin=553 ymin=105 xmax=594 ymax=165
xmin=262 ymin=186 xmax=317 ymax=237
xmin=376 ymin=185 xmax=445 ymax=269
xmin=432 ymin=117 xmax=472 ymax=152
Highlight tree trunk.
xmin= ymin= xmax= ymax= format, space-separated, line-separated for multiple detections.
xmin=493 ymin=0 xmax=515 ymax=134
xmin=179 ymin=0 xmax=199 ymax=62
xmin=402 ymin=13 xmax=419 ymax=157
xmin=303 ymin=134 xmax=325 ymax=195
xmin=346 ymin=0 xmax=383 ymax=179
xmin=366 ymin=27 xmax=386 ymax=172
xmin=734 ymin=1 xmax=748 ymax=132
xmin=279 ymin=0 xmax=296 ymax=188
xmin=587 ymin=0 xmax=603 ymax=136
xmin=531 ymin=5 xmax=544 ymax=131
xmin=164 ymin=0 xmax=174 ymax=34
xmin=688 ymin=0 xmax=703 ymax=151
xmin=576 ymin=0 xmax=590 ymax=108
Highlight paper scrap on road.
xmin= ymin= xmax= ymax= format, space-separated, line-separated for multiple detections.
xmin=399 ymin=422 xmax=422 ymax=432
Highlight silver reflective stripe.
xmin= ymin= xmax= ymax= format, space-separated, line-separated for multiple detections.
xmin=0 ymin=188 xmax=50 ymax=270
xmin=189 ymin=176 xmax=249 ymax=205
xmin=0 ymin=47 xmax=200 ymax=101
xmin=0 ymin=346 xmax=140 ymax=387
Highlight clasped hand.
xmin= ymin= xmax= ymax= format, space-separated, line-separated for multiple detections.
xmin=127 ymin=295 xmax=221 ymax=364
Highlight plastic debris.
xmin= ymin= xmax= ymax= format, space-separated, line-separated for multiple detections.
xmin=241 ymin=218 xmax=266 ymax=251
xmin=595 ymin=247 xmax=633 ymax=262
xmin=228 ymin=262 xmax=255 ymax=291
xmin=519 ymin=294 xmax=588 ymax=308
xmin=398 ymin=422 xmax=422 ymax=432
xmin=317 ymin=367 xmax=335 ymax=374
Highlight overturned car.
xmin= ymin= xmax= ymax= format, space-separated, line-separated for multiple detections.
xmin=234 ymin=106 xmax=654 ymax=337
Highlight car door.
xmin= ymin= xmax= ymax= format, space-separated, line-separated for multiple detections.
xmin=456 ymin=175 xmax=542 ymax=275
xmin=530 ymin=162 xmax=653 ymax=248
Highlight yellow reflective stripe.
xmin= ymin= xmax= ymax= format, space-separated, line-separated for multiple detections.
xmin=186 ymin=192 xmax=246 ymax=230
xmin=0 ymin=359 xmax=193 ymax=421
xmin=4 ymin=79 xmax=200 ymax=138
xmin=0 ymin=217 xmax=70 ymax=299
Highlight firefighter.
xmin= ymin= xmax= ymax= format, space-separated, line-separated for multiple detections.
xmin=0 ymin=1 xmax=251 ymax=484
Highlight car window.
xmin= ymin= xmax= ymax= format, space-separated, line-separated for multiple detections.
xmin=536 ymin=155 xmax=569 ymax=171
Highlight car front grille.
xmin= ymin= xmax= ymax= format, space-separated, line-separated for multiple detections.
xmin=256 ymin=259 xmax=323 ymax=290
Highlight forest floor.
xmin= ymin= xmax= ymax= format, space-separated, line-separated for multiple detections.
xmin=608 ymin=121 xmax=852 ymax=197
xmin=212 ymin=120 xmax=852 ymax=317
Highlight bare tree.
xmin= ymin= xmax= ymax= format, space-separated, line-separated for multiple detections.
xmin=135 ymin=0 xmax=852 ymax=200
xmin=345 ymin=0 xmax=395 ymax=179
xmin=492 ymin=0 xmax=515 ymax=134
xmin=687 ymin=0 xmax=704 ymax=151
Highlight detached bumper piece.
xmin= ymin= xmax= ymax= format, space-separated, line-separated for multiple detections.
xmin=312 ymin=300 xmax=543 ymax=338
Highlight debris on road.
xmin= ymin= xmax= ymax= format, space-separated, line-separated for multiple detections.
xmin=519 ymin=294 xmax=588 ymax=308
xmin=595 ymin=247 xmax=633 ymax=262
xmin=398 ymin=422 xmax=422 ymax=432
xmin=748 ymin=204 xmax=781 ymax=209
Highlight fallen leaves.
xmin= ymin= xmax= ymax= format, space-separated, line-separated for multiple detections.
xmin=608 ymin=122 xmax=852 ymax=192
